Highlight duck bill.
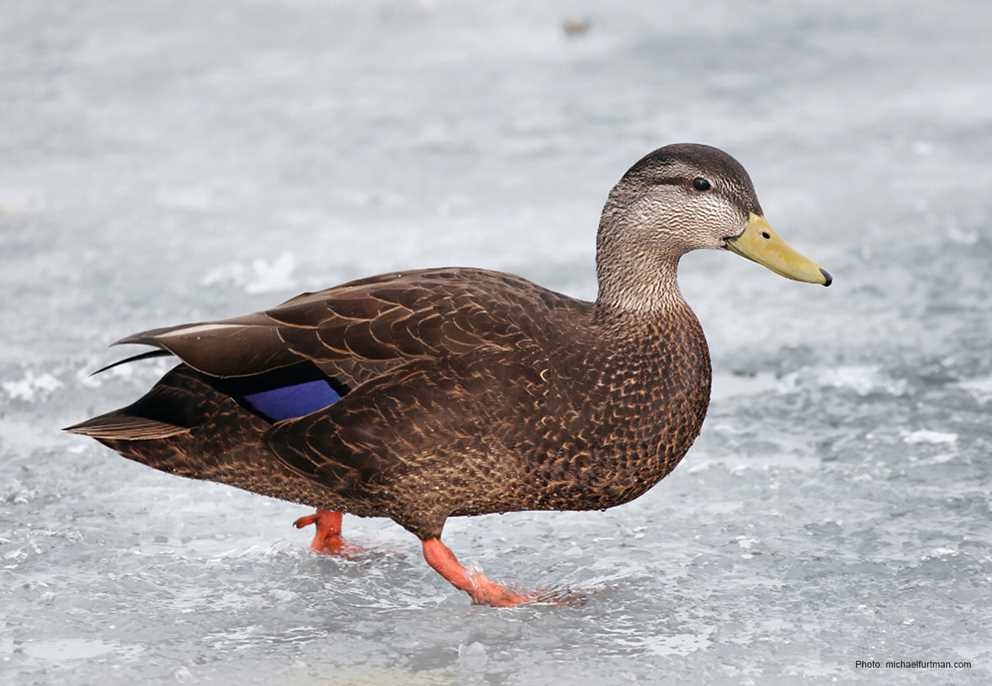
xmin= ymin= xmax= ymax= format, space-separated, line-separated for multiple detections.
xmin=726 ymin=213 xmax=832 ymax=286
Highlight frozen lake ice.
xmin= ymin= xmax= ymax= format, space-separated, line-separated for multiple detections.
xmin=1 ymin=2 xmax=990 ymax=684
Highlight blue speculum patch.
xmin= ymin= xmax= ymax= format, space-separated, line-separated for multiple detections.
xmin=241 ymin=379 xmax=341 ymax=421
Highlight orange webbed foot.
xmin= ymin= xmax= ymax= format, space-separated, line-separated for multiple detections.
xmin=422 ymin=538 xmax=571 ymax=607
xmin=462 ymin=568 xmax=535 ymax=607
xmin=464 ymin=573 xmax=585 ymax=607
xmin=293 ymin=510 xmax=364 ymax=557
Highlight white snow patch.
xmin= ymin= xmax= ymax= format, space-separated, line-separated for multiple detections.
xmin=902 ymin=429 xmax=958 ymax=445
xmin=2 ymin=370 xmax=62 ymax=401
xmin=201 ymin=251 xmax=296 ymax=294
xmin=736 ymin=536 xmax=758 ymax=550
xmin=736 ymin=536 xmax=760 ymax=558
xmin=74 ymin=364 xmax=102 ymax=388
xmin=924 ymin=547 xmax=958 ymax=559
xmin=947 ymin=226 xmax=979 ymax=245
xmin=711 ymin=371 xmax=780 ymax=401
xmin=779 ymin=365 xmax=908 ymax=396
xmin=2 ymin=479 xmax=36 ymax=504
xmin=957 ymin=375 xmax=992 ymax=403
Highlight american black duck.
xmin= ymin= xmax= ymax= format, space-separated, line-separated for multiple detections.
xmin=67 ymin=144 xmax=831 ymax=606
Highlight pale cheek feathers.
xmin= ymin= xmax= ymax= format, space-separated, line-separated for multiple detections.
xmin=658 ymin=196 xmax=746 ymax=251
xmin=619 ymin=190 xmax=748 ymax=254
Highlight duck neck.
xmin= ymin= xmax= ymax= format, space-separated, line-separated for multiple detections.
xmin=593 ymin=218 xmax=688 ymax=320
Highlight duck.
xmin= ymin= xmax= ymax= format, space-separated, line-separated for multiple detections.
xmin=66 ymin=143 xmax=831 ymax=607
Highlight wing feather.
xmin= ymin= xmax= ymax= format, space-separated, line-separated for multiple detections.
xmin=105 ymin=268 xmax=589 ymax=385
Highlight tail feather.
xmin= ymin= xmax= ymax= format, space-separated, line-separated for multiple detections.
xmin=64 ymin=412 xmax=191 ymax=440
xmin=91 ymin=349 xmax=174 ymax=376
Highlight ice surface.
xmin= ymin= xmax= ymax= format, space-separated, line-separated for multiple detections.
xmin=1 ymin=2 xmax=990 ymax=684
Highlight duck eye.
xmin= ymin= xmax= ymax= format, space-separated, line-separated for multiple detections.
xmin=691 ymin=177 xmax=712 ymax=192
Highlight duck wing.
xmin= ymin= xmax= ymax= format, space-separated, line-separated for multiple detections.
xmin=112 ymin=268 xmax=585 ymax=387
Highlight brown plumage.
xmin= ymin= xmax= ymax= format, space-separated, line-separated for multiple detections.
xmin=67 ymin=143 xmax=830 ymax=606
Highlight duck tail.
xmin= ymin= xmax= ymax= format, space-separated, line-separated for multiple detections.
xmin=65 ymin=364 xmax=202 ymax=445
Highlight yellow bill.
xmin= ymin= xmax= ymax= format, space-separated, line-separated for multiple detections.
xmin=726 ymin=213 xmax=832 ymax=286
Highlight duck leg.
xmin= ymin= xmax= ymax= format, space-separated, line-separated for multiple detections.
xmin=293 ymin=510 xmax=362 ymax=556
xmin=422 ymin=538 xmax=535 ymax=607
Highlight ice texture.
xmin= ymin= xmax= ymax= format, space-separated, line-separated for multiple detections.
xmin=1 ymin=2 xmax=990 ymax=684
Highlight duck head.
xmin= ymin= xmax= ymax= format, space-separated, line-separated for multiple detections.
xmin=597 ymin=144 xmax=830 ymax=309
